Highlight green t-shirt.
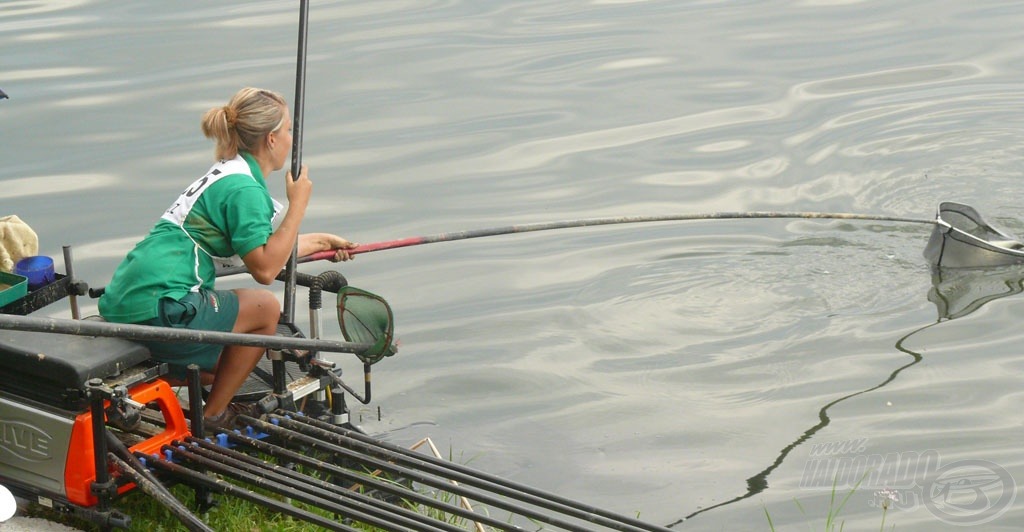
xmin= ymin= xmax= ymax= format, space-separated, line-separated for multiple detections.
xmin=99 ymin=152 xmax=279 ymax=323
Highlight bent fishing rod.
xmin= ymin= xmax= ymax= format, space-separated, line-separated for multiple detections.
xmin=89 ymin=210 xmax=936 ymax=288
xmin=271 ymin=210 xmax=937 ymax=271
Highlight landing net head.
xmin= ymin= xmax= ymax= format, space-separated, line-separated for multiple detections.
xmin=337 ymin=286 xmax=397 ymax=365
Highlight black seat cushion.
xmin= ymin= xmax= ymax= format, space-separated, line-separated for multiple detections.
xmin=0 ymin=328 xmax=150 ymax=410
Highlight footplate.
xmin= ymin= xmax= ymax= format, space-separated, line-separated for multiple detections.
xmin=230 ymin=322 xmax=330 ymax=404
xmin=273 ymin=322 xmax=312 ymax=363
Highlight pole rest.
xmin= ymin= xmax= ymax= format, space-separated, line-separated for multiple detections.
xmin=85 ymin=378 xmax=115 ymax=400
xmin=84 ymin=380 xmax=143 ymax=431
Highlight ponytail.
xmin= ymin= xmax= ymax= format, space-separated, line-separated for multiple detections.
xmin=201 ymin=88 xmax=287 ymax=160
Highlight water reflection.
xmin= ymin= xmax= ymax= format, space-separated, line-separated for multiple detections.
xmin=928 ymin=266 xmax=1024 ymax=320
xmin=0 ymin=0 xmax=90 ymax=20
xmin=793 ymin=64 xmax=982 ymax=100
xmin=668 ymin=264 xmax=1024 ymax=527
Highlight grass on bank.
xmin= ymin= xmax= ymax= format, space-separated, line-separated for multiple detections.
xmin=763 ymin=474 xmax=898 ymax=532
xmin=26 ymin=479 xmax=483 ymax=531
xmin=25 ymin=482 xmax=379 ymax=531
xmin=23 ymin=440 xmax=484 ymax=531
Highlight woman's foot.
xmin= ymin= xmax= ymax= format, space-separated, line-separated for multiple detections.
xmin=202 ymin=401 xmax=263 ymax=434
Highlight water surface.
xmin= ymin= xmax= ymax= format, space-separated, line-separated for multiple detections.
xmin=4 ymin=1 xmax=1024 ymax=529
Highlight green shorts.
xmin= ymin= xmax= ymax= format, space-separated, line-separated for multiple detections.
xmin=137 ymin=288 xmax=239 ymax=378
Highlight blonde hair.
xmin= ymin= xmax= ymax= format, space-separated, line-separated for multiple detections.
xmin=201 ymin=87 xmax=287 ymax=160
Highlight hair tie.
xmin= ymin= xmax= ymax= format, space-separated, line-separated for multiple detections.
xmin=223 ymin=106 xmax=238 ymax=127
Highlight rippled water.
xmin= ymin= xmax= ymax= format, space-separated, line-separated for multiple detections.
xmin=4 ymin=1 xmax=1024 ymax=529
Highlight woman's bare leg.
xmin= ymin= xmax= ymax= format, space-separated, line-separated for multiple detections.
xmin=203 ymin=288 xmax=280 ymax=417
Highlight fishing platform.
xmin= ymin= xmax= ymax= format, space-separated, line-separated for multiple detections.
xmin=0 ymin=247 xmax=672 ymax=531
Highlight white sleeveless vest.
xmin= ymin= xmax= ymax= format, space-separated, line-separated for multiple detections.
xmin=161 ymin=155 xmax=283 ymax=288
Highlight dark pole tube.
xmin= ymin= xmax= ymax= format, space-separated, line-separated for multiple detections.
xmin=0 ymin=314 xmax=369 ymax=354
xmin=283 ymin=0 xmax=310 ymax=325
xmin=185 ymin=364 xmax=215 ymax=511
xmin=216 ymin=433 xmax=523 ymax=532
xmin=107 ymin=452 xmax=212 ymax=532
xmin=245 ymin=415 xmax=630 ymax=532
xmin=187 ymin=365 xmax=205 ymax=439
xmin=140 ymin=452 xmax=355 ymax=532
xmin=181 ymin=440 xmax=459 ymax=532
xmin=87 ymin=379 xmax=111 ymax=512
xmin=165 ymin=444 xmax=434 ymax=532
xmin=287 ymin=413 xmax=676 ymax=532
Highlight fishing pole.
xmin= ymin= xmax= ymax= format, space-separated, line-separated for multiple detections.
xmin=244 ymin=415 xmax=649 ymax=532
xmin=174 ymin=441 xmax=459 ymax=532
xmin=289 ymin=413 xmax=676 ymax=532
xmin=260 ymin=413 xmax=675 ymax=532
xmin=282 ymin=0 xmax=310 ymax=326
xmin=207 ymin=210 xmax=936 ymax=278
xmin=221 ymin=431 xmax=525 ymax=531
xmin=108 ymin=454 xmax=212 ymax=532
xmin=140 ymin=452 xmax=355 ymax=532
xmin=166 ymin=443 xmax=445 ymax=532
xmin=185 ymin=437 xmax=488 ymax=531
xmin=0 ymin=314 xmax=370 ymax=355
xmin=105 ymin=432 xmax=214 ymax=532
xmin=297 ymin=211 xmax=936 ymax=262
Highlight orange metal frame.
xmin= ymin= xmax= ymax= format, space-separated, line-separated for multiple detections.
xmin=63 ymin=379 xmax=189 ymax=506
